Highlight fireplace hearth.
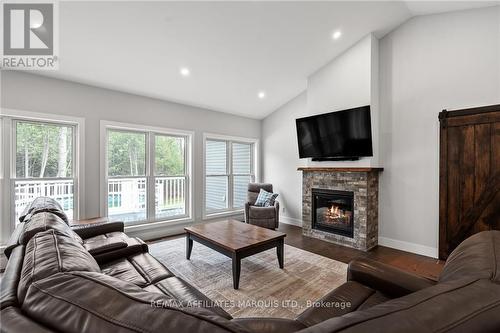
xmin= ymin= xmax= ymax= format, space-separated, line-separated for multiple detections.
xmin=312 ymin=189 xmax=354 ymax=238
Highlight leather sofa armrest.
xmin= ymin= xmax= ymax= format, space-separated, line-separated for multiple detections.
xmin=84 ymin=238 xmax=128 ymax=255
xmin=231 ymin=318 xmax=306 ymax=333
xmin=347 ymin=258 xmax=437 ymax=298
xmin=72 ymin=221 xmax=124 ymax=239
xmin=3 ymin=223 xmax=24 ymax=258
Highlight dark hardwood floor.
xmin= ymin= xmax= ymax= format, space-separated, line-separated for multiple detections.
xmin=277 ymin=224 xmax=444 ymax=281
xmin=149 ymin=222 xmax=445 ymax=281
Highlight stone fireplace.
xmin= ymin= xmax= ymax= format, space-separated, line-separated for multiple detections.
xmin=299 ymin=167 xmax=382 ymax=251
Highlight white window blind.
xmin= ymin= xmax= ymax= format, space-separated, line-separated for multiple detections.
xmin=205 ymin=137 xmax=255 ymax=214
xmin=232 ymin=142 xmax=252 ymax=208
xmin=205 ymin=140 xmax=228 ymax=211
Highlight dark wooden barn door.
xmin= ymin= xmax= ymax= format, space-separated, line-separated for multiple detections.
xmin=439 ymin=105 xmax=500 ymax=260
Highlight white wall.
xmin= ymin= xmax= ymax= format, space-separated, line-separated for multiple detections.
xmin=263 ymin=6 xmax=500 ymax=256
xmin=378 ymin=6 xmax=500 ymax=257
xmin=307 ymin=34 xmax=381 ymax=167
xmin=262 ymin=92 xmax=307 ymax=225
xmin=0 ymin=71 xmax=261 ymax=239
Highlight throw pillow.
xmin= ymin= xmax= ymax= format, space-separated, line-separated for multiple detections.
xmin=254 ymin=189 xmax=278 ymax=207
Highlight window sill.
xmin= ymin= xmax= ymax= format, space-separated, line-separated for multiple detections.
xmin=124 ymin=217 xmax=193 ymax=232
xmin=202 ymin=209 xmax=244 ymax=221
xmin=124 ymin=217 xmax=194 ymax=242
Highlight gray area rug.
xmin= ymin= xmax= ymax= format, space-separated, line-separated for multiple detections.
xmin=149 ymin=237 xmax=348 ymax=318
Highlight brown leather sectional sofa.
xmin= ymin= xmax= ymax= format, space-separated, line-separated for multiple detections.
xmin=1 ymin=198 xmax=499 ymax=332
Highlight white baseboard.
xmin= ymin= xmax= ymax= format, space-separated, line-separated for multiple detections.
xmin=280 ymin=216 xmax=302 ymax=227
xmin=378 ymin=236 xmax=438 ymax=259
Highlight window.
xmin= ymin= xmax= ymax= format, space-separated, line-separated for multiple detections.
xmin=204 ymin=135 xmax=257 ymax=216
xmin=154 ymin=135 xmax=187 ymax=219
xmin=103 ymin=122 xmax=192 ymax=224
xmin=0 ymin=111 xmax=83 ymax=233
xmin=14 ymin=121 xmax=76 ymax=221
xmin=0 ymin=117 xmax=5 ymax=245
xmin=107 ymin=130 xmax=147 ymax=222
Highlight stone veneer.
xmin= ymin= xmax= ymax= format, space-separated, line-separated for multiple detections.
xmin=300 ymin=168 xmax=381 ymax=251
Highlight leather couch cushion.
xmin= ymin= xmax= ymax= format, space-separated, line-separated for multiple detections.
xmin=22 ymin=271 xmax=247 ymax=333
xmin=439 ymin=230 xmax=500 ymax=283
xmin=152 ymin=276 xmax=233 ymax=320
xmin=247 ymin=218 xmax=277 ymax=229
xmin=102 ymin=258 xmax=149 ymax=286
xmin=3 ymin=222 xmax=26 ymax=258
xmin=232 ymin=318 xmax=306 ymax=333
xmin=0 ymin=246 xmax=25 ymax=309
xmin=18 ymin=196 xmax=68 ymax=223
xmin=298 ymin=278 xmax=500 ymax=333
xmin=84 ymin=238 xmax=128 ymax=255
xmin=83 ymin=232 xmax=149 ymax=263
xmin=18 ymin=230 xmax=100 ymax=304
xmin=296 ymin=281 xmax=384 ymax=327
xmin=0 ymin=307 xmax=55 ymax=333
xmin=248 ymin=206 xmax=276 ymax=219
xmin=19 ymin=212 xmax=83 ymax=245
xmin=128 ymin=252 xmax=174 ymax=283
xmin=356 ymin=291 xmax=390 ymax=311
xmin=101 ymin=253 xmax=174 ymax=287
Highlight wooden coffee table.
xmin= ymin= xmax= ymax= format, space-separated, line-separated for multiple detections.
xmin=184 ymin=220 xmax=286 ymax=289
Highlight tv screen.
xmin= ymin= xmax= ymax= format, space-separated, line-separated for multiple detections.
xmin=296 ymin=106 xmax=373 ymax=160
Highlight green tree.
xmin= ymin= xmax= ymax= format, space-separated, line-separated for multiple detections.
xmin=16 ymin=122 xmax=73 ymax=178
xmin=155 ymin=135 xmax=184 ymax=176
xmin=107 ymin=131 xmax=146 ymax=176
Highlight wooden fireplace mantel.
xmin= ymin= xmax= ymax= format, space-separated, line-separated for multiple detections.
xmin=297 ymin=167 xmax=383 ymax=172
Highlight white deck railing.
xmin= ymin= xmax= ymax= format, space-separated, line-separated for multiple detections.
xmin=14 ymin=177 xmax=186 ymax=223
xmin=14 ymin=179 xmax=74 ymax=221
xmin=108 ymin=177 xmax=186 ymax=221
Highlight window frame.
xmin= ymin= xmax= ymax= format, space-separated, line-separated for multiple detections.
xmin=0 ymin=109 xmax=85 ymax=245
xmin=12 ymin=119 xmax=77 ymax=220
xmin=203 ymin=133 xmax=259 ymax=219
xmin=100 ymin=120 xmax=193 ymax=226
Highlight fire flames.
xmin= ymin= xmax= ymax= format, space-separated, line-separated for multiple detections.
xmin=325 ymin=205 xmax=351 ymax=225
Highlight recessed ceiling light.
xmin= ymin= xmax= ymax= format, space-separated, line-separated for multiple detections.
xmin=258 ymin=91 xmax=266 ymax=99
xmin=180 ymin=67 xmax=190 ymax=77
xmin=332 ymin=30 xmax=342 ymax=40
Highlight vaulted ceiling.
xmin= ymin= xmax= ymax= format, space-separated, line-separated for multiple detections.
xmin=35 ymin=1 xmax=497 ymax=119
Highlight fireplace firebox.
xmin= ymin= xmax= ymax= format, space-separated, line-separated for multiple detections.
xmin=312 ymin=189 xmax=354 ymax=238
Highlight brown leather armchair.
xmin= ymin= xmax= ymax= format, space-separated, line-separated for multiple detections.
xmin=244 ymin=183 xmax=279 ymax=229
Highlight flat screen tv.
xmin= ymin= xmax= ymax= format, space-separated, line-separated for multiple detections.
xmin=296 ymin=105 xmax=373 ymax=161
